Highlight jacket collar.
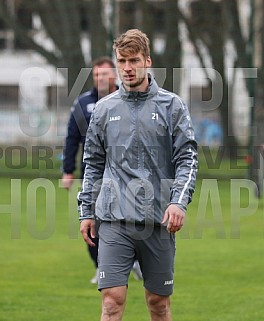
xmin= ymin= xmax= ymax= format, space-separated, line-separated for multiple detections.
xmin=119 ymin=73 xmax=159 ymax=101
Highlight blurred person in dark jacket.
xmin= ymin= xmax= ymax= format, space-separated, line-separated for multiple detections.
xmin=62 ymin=57 xmax=118 ymax=284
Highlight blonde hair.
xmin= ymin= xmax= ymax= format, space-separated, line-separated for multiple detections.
xmin=113 ymin=29 xmax=150 ymax=58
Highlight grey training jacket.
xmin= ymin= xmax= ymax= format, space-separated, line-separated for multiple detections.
xmin=78 ymin=74 xmax=198 ymax=225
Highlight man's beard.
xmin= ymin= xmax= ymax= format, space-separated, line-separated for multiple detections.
xmin=127 ymin=77 xmax=145 ymax=88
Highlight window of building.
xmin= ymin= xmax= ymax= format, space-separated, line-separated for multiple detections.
xmin=0 ymin=85 xmax=19 ymax=110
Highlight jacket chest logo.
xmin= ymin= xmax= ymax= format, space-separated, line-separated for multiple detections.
xmin=109 ymin=115 xmax=121 ymax=122
xmin=86 ymin=103 xmax=95 ymax=113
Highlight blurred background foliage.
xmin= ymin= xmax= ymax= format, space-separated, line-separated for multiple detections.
xmin=0 ymin=0 xmax=263 ymax=183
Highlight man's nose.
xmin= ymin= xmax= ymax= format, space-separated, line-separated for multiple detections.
xmin=123 ymin=61 xmax=132 ymax=71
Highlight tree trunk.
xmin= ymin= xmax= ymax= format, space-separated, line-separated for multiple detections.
xmin=189 ymin=0 xmax=239 ymax=157
xmin=162 ymin=0 xmax=181 ymax=93
xmin=140 ymin=0 xmax=182 ymax=93
xmin=252 ymin=0 xmax=264 ymax=184
xmin=88 ymin=0 xmax=108 ymax=61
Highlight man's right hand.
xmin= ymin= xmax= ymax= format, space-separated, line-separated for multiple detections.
xmin=62 ymin=173 xmax=75 ymax=190
xmin=80 ymin=219 xmax=96 ymax=246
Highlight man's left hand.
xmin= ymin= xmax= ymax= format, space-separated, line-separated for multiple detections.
xmin=162 ymin=204 xmax=185 ymax=233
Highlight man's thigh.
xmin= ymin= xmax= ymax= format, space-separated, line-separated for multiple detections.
xmin=134 ymin=225 xmax=176 ymax=296
xmin=97 ymin=222 xmax=135 ymax=290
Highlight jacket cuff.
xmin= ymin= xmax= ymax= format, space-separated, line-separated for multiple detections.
xmin=168 ymin=202 xmax=187 ymax=213
xmin=79 ymin=215 xmax=95 ymax=222
xmin=78 ymin=205 xmax=95 ymax=221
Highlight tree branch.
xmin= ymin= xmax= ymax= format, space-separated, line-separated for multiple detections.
xmin=178 ymin=8 xmax=211 ymax=81
xmin=0 ymin=2 xmax=60 ymax=66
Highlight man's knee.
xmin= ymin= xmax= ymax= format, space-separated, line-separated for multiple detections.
xmin=146 ymin=291 xmax=171 ymax=317
xmin=102 ymin=287 xmax=126 ymax=317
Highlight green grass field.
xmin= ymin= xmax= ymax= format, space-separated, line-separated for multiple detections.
xmin=1 ymin=147 xmax=264 ymax=320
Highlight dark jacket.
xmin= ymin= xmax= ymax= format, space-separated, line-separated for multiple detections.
xmin=63 ymin=88 xmax=98 ymax=178
xmin=78 ymin=74 xmax=198 ymax=224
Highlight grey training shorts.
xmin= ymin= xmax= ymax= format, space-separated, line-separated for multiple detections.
xmin=97 ymin=221 xmax=176 ymax=296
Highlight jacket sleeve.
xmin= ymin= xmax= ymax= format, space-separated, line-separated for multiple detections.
xmin=77 ymin=110 xmax=106 ymax=220
xmin=169 ymin=97 xmax=198 ymax=212
xmin=63 ymin=102 xmax=82 ymax=174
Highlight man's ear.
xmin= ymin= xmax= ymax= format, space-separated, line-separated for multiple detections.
xmin=146 ymin=56 xmax=152 ymax=68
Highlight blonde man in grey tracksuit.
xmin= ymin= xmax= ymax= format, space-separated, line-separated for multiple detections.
xmin=78 ymin=29 xmax=198 ymax=321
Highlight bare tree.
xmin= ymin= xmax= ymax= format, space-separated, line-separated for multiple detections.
xmin=250 ymin=0 xmax=264 ymax=187
xmin=181 ymin=0 xmax=239 ymax=157
xmin=223 ymin=0 xmax=264 ymax=184
xmin=0 ymin=0 xmax=109 ymax=92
